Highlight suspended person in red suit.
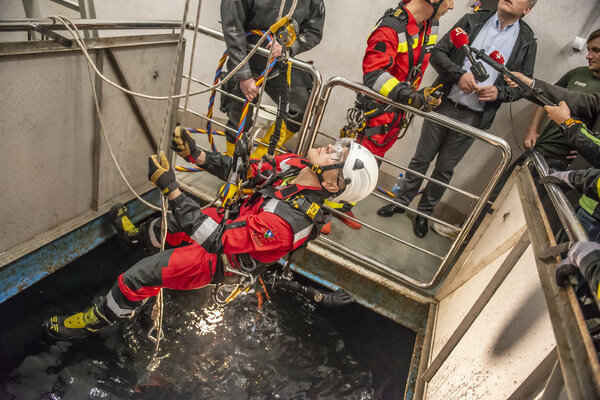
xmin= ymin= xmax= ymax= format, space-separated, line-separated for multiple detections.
xmin=45 ymin=129 xmax=378 ymax=340
xmin=322 ymin=0 xmax=453 ymax=235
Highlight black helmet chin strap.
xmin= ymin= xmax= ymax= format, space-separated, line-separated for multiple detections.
xmin=424 ymin=0 xmax=442 ymax=19
xmin=302 ymin=160 xmax=346 ymax=198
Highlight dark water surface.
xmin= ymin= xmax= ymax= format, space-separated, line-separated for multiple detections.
xmin=0 ymin=239 xmax=416 ymax=399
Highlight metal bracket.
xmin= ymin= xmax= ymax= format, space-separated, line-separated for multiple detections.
xmin=538 ymin=241 xmax=572 ymax=261
xmin=31 ymin=23 xmax=73 ymax=47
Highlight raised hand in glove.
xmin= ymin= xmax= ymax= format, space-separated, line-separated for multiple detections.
xmin=396 ymin=83 xmax=442 ymax=112
xmin=148 ymin=151 xmax=180 ymax=195
xmin=556 ymin=241 xmax=600 ymax=288
xmin=171 ymin=126 xmax=202 ymax=163
xmin=539 ymin=169 xmax=574 ymax=189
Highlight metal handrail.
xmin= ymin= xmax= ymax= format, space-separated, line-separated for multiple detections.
xmin=0 ymin=19 xmax=322 ymax=154
xmin=528 ymin=151 xmax=588 ymax=243
xmin=0 ymin=19 xmax=512 ymax=290
xmin=306 ymin=76 xmax=512 ymax=289
xmin=183 ymin=74 xmax=302 ymax=131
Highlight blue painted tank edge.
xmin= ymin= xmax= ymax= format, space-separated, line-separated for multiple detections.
xmin=0 ymin=190 xmax=161 ymax=304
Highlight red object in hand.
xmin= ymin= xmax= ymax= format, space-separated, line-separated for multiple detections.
xmin=450 ymin=27 xmax=469 ymax=48
xmin=489 ymin=50 xmax=505 ymax=65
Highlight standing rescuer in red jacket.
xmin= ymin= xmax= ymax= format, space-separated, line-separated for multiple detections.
xmin=44 ymin=129 xmax=378 ymax=340
xmin=322 ymin=0 xmax=452 ymax=235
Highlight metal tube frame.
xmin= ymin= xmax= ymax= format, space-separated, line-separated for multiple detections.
xmin=528 ymin=150 xmax=588 ymax=243
xmin=305 ymin=77 xmax=512 ymax=290
xmin=0 ymin=20 xmax=512 ymax=290
xmin=0 ymin=19 xmax=322 ymax=155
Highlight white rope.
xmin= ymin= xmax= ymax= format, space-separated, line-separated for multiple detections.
xmin=180 ymin=1 xmax=203 ymax=128
xmin=149 ymin=0 xmax=194 ymax=367
xmin=50 ymin=15 xmax=272 ymax=101
xmin=247 ymin=0 xmax=290 ymax=145
xmin=54 ymin=16 xmax=161 ymax=211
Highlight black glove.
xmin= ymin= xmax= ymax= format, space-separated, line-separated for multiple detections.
xmin=320 ymin=289 xmax=353 ymax=307
xmin=148 ymin=151 xmax=179 ymax=195
xmin=539 ymin=169 xmax=575 ymax=189
xmin=231 ymin=133 xmax=250 ymax=176
xmin=171 ymin=126 xmax=202 ymax=163
xmin=396 ymin=84 xmax=441 ymax=112
xmin=555 ymin=259 xmax=579 ymax=288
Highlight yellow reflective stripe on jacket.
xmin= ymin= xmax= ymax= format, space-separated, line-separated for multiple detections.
xmin=579 ymin=195 xmax=598 ymax=216
xmin=580 ymin=123 xmax=600 ymax=146
xmin=373 ymin=71 xmax=401 ymax=97
xmin=577 ymin=124 xmax=600 ymax=216
xmin=380 ymin=77 xmax=400 ymax=97
xmin=397 ymin=32 xmax=408 ymax=52
xmin=580 ymin=177 xmax=600 ymax=216
xmin=428 ymin=21 xmax=439 ymax=45
xmin=397 ymin=33 xmax=421 ymax=53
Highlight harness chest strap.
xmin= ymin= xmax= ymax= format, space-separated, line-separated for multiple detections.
xmin=354 ymin=7 xmax=437 ymax=144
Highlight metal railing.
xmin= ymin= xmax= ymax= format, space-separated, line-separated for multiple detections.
xmin=523 ymin=151 xmax=600 ymax=399
xmin=0 ymin=18 xmax=511 ymax=291
xmin=304 ymin=77 xmax=512 ymax=290
xmin=528 ymin=150 xmax=588 ymax=243
xmin=0 ymin=19 xmax=322 ymax=155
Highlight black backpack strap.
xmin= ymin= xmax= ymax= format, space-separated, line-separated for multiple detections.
xmin=377 ymin=5 xmax=409 ymax=33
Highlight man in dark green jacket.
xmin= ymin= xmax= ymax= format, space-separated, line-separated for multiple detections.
xmin=508 ymin=74 xmax=600 ymax=297
xmin=523 ymin=29 xmax=600 ymax=170
xmin=507 ymin=73 xmax=600 ymax=230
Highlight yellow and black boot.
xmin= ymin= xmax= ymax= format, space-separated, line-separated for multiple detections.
xmin=110 ymin=203 xmax=158 ymax=254
xmin=226 ymin=140 xmax=236 ymax=156
xmin=250 ymin=122 xmax=295 ymax=159
xmin=110 ymin=203 xmax=142 ymax=248
xmin=44 ymin=304 xmax=113 ymax=340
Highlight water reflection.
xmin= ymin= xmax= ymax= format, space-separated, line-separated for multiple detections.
xmin=0 ymin=247 xmax=415 ymax=400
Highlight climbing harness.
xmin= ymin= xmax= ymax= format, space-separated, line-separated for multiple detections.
xmin=208 ymin=155 xmax=328 ymax=306
xmin=206 ymin=51 xmax=228 ymax=152
xmin=48 ymin=0 xmax=302 ymax=373
xmin=347 ymin=4 xmax=437 ymax=147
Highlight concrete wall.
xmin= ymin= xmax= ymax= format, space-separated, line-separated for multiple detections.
xmin=2 ymin=0 xmax=600 ymax=220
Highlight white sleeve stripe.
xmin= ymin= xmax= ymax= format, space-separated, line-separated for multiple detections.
xmin=106 ymin=291 xmax=134 ymax=317
xmin=148 ymin=218 xmax=161 ymax=249
xmin=293 ymin=224 xmax=313 ymax=246
xmin=373 ymin=71 xmax=395 ymax=93
xmin=191 ymin=217 xmax=220 ymax=246
xmin=263 ymin=198 xmax=279 ymax=213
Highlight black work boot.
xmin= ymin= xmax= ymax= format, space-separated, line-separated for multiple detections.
xmin=413 ymin=215 xmax=429 ymax=238
xmin=376 ymin=203 xmax=406 ymax=217
xmin=110 ymin=203 xmax=142 ymax=248
xmin=44 ymin=304 xmax=113 ymax=340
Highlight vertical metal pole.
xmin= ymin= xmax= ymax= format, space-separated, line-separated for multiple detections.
xmin=91 ymin=49 xmax=104 ymax=211
xmin=21 ymin=0 xmax=41 ymax=40
xmin=78 ymin=0 xmax=98 ymax=38
xmin=167 ymin=41 xmax=186 ymax=158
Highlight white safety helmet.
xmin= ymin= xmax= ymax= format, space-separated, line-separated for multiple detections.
xmin=328 ymin=139 xmax=378 ymax=203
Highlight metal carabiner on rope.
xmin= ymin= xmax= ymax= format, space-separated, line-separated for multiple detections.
xmin=147 ymin=324 xmax=165 ymax=343
xmin=212 ymin=256 xmax=257 ymax=305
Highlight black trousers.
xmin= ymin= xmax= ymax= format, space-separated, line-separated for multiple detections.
xmin=222 ymin=69 xmax=311 ymax=143
xmin=396 ymin=101 xmax=483 ymax=215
